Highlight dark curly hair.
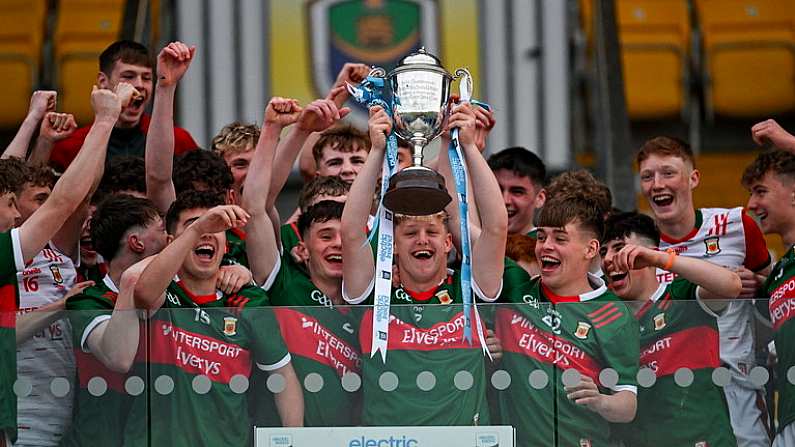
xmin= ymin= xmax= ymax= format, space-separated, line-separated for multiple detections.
xmin=0 ymin=158 xmax=29 ymax=195
xmin=741 ymin=149 xmax=795 ymax=189
xmin=173 ymin=150 xmax=234 ymax=196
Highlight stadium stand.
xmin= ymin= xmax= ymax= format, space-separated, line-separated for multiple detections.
xmin=581 ymin=0 xmax=691 ymax=120
xmin=0 ymin=0 xmax=47 ymax=128
xmin=696 ymin=0 xmax=795 ymax=119
xmin=54 ymin=0 xmax=125 ymax=125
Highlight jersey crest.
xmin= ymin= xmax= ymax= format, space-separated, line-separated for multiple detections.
xmin=223 ymin=316 xmax=237 ymax=336
xmin=654 ymin=313 xmax=667 ymax=331
xmin=574 ymin=321 xmax=591 ymax=339
xmin=704 ymin=236 xmax=721 ymax=256
xmin=49 ymin=265 xmax=64 ymax=285
xmin=436 ymin=290 xmax=452 ymax=305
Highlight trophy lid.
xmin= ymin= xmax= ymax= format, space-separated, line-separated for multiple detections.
xmin=390 ymin=47 xmax=451 ymax=78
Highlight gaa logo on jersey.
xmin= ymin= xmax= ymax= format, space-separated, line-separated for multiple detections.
xmin=475 ymin=433 xmax=499 ymax=447
xmin=704 ymin=236 xmax=721 ymax=256
xmin=223 ymin=316 xmax=237 ymax=336
xmin=49 ymin=265 xmax=63 ymax=285
xmin=574 ymin=322 xmax=591 ymax=339
xmin=654 ymin=313 xmax=666 ymax=331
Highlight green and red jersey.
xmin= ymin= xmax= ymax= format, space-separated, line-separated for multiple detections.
xmin=61 ymin=276 xmax=140 ymax=447
xmin=123 ymin=281 xmax=289 ymax=447
xmin=614 ymin=278 xmax=735 ymax=447
xmin=763 ymin=246 xmax=795 ymax=433
xmin=260 ymin=256 xmax=361 ymax=427
xmin=0 ymin=230 xmax=23 ymax=442
xmin=223 ymin=228 xmax=248 ymax=267
xmin=495 ymin=266 xmax=639 ymax=447
xmin=352 ymin=269 xmax=492 ymax=427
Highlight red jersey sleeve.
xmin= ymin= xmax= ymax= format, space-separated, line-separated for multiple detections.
xmin=173 ymin=126 xmax=199 ymax=155
xmin=49 ymin=125 xmax=92 ymax=172
xmin=742 ymin=211 xmax=771 ymax=272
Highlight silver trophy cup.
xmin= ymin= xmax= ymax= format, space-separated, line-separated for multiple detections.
xmin=374 ymin=48 xmax=472 ymax=215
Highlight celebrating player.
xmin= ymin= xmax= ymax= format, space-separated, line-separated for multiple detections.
xmin=494 ymin=196 xmax=639 ymax=446
xmin=743 ymin=150 xmax=795 ymax=447
xmin=242 ymin=97 xmax=361 ymax=426
xmin=341 ymin=102 xmax=508 ymax=426
xmin=637 ymin=136 xmax=772 ymax=446
xmin=601 ymin=211 xmax=741 ymax=447
xmin=0 ymin=84 xmax=129 ymax=446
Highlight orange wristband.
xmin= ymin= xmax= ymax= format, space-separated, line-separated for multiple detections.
xmin=663 ymin=248 xmax=677 ymax=270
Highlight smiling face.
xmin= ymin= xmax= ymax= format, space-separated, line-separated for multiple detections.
xmin=394 ymin=215 xmax=452 ymax=288
xmin=223 ymin=148 xmax=254 ymax=195
xmin=600 ymin=233 xmax=656 ymax=300
xmin=171 ymin=208 xmax=225 ymax=281
xmin=98 ymin=61 xmax=153 ymax=128
xmin=639 ymin=154 xmax=699 ymax=224
xmin=494 ymin=169 xmax=544 ymax=235
xmin=297 ymin=219 xmax=344 ymax=282
xmin=535 ymin=220 xmax=598 ymax=294
xmin=316 ymin=146 xmax=368 ymax=184
xmin=747 ymin=171 xmax=795 ymax=236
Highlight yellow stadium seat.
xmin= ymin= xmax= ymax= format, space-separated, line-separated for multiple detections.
xmin=581 ymin=0 xmax=691 ymax=119
xmin=0 ymin=0 xmax=46 ymax=128
xmin=618 ymin=1 xmax=690 ymax=119
xmin=696 ymin=0 xmax=795 ymax=118
xmin=54 ymin=4 xmax=124 ymax=125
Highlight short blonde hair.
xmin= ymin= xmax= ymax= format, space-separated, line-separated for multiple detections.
xmin=211 ymin=122 xmax=260 ymax=156
xmin=394 ymin=210 xmax=449 ymax=228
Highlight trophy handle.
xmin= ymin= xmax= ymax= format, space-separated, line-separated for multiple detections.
xmin=368 ymin=66 xmax=387 ymax=78
xmin=454 ymin=68 xmax=473 ymax=103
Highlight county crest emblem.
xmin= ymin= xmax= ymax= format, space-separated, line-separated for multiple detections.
xmin=574 ymin=322 xmax=591 ymax=339
xmin=49 ymin=265 xmax=63 ymax=285
xmin=704 ymin=236 xmax=721 ymax=256
xmin=654 ymin=313 xmax=666 ymax=331
xmin=223 ymin=316 xmax=238 ymax=336
xmin=308 ymin=0 xmax=437 ymax=100
xmin=436 ymin=290 xmax=452 ymax=305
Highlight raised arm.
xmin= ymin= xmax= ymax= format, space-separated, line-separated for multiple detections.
xmin=133 ymin=205 xmax=249 ymax=310
xmin=86 ymin=258 xmax=151 ymax=372
xmin=447 ymin=103 xmax=508 ymax=299
xmin=242 ymin=97 xmax=302 ymax=285
xmin=267 ymin=96 xmax=348 ymax=209
xmin=340 ymin=106 xmax=389 ymax=301
xmin=28 ymin=112 xmax=78 ymax=164
xmin=2 ymin=91 xmax=55 ymax=159
xmin=18 ymin=84 xmax=134 ymax=262
xmin=615 ymin=244 xmax=742 ymax=301
xmin=752 ymin=119 xmax=795 ymax=153
xmin=146 ymin=41 xmax=196 ymax=213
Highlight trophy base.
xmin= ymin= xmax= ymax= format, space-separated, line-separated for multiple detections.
xmin=383 ymin=166 xmax=452 ymax=216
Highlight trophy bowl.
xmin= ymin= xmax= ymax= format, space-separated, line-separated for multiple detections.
xmin=382 ymin=49 xmax=454 ymax=216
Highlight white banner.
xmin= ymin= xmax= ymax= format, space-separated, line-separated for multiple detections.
xmin=255 ymin=426 xmax=515 ymax=447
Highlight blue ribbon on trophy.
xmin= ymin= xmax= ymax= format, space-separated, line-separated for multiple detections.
xmin=448 ymin=70 xmax=490 ymax=356
xmin=347 ymin=70 xmax=398 ymax=363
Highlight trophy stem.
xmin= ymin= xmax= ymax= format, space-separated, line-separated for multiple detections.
xmin=410 ymin=137 xmax=426 ymax=167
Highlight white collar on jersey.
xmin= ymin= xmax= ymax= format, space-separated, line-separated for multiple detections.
xmin=580 ymin=272 xmax=608 ymax=302
xmin=647 ymin=282 xmax=667 ymax=303
xmin=102 ymin=274 xmax=119 ymax=293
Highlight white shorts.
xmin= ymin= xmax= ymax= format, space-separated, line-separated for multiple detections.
xmin=724 ymin=381 xmax=771 ymax=447
xmin=773 ymin=422 xmax=794 ymax=447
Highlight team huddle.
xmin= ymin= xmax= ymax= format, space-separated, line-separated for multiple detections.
xmin=1 ymin=39 xmax=795 ymax=447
